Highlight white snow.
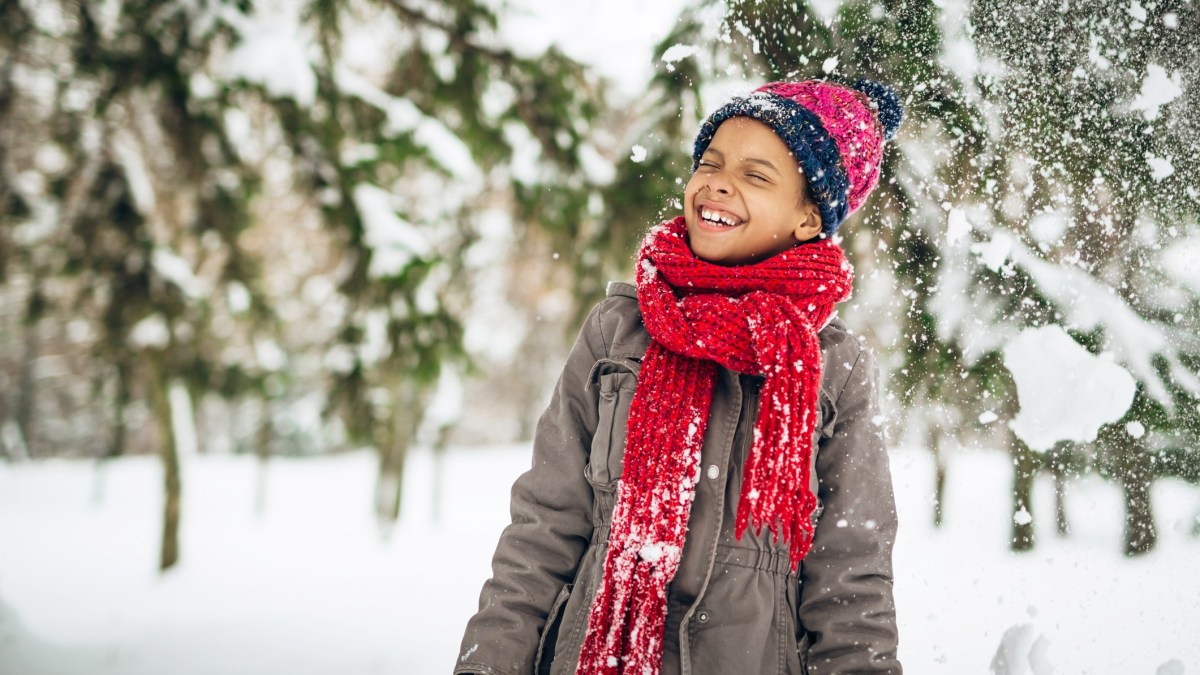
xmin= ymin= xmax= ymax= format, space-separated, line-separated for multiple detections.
xmin=1161 ymin=236 xmax=1200 ymax=294
xmin=1003 ymin=325 xmax=1136 ymax=451
xmin=1129 ymin=64 xmax=1183 ymax=122
xmin=1 ymin=445 xmax=1198 ymax=674
xmin=358 ymin=308 xmax=391 ymax=366
xmin=660 ymin=44 xmax=700 ymax=72
xmin=253 ymin=338 xmax=287 ymax=371
xmin=226 ymin=281 xmax=251 ymax=314
xmin=1128 ymin=0 xmax=1148 ymax=22
xmin=578 ymin=143 xmax=616 ymax=184
xmin=352 ymin=183 xmax=432 ymax=278
xmin=990 ymin=623 xmax=1053 ymax=675
xmin=1006 ymin=239 xmax=1200 ymax=405
xmin=1126 ymin=420 xmax=1146 ymax=439
xmin=111 ymin=129 xmax=156 ymax=216
xmin=637 ymin=542 xmax=679 ymax=565
xmin=1146 ymin=154 xmax=1175 ymax=181
xmin=423 ymin=366 xmax=465 ymax=430
xmin=972 ymin=231 xmax=1013 ymax=272
xmin=630 ymin=144 xmax=648 ymax=163
xmin=493 ymin=0 xmax=690 ymax=97
xmin=151 ymin=248 xmax=205 ymax=300
xmin=1012 ymin=505 xmax=1032 ymax=526
xmin=128 ymin=314 xmax=170 ymax=349
xmin=1027 ymin=211 xmax=1070 ymax=247
xmin=335 ymin=68 xmax=479 ymax=182
xmin=1159 ymin=659 xmax=1186 ymax=675
xmin=168 ymin=381 xmax=198 ymax=458
xmin=220 ymin=6 xmax=317 ymax=107
xmin=945 ymin=207 xmax=972 ymax=247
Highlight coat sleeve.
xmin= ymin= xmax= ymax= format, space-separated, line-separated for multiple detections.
xmin=454 ymin=304 xmax=607 ymax=675
xmin=798 ymin=346 xmax=902 ymax=674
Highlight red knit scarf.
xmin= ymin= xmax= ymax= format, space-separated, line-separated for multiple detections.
xmin=576 ymin=216 xmax=853 ymax=675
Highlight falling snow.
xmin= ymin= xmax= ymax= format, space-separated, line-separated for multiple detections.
xmin=1004 ymin=326 xmax=1136 ymax=451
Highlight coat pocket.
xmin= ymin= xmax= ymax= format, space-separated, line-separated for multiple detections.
xmin=536 ymin=583 xmax=574 ymax=675
xmin=584 ymin=359 xmax=639 ymax=490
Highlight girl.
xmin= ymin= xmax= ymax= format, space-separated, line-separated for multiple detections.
xmin=456 ymin=79 xmax=904 ymax=675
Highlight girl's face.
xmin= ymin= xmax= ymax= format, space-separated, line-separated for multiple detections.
xmin=683 ymin=117 xmax=822 ymax=266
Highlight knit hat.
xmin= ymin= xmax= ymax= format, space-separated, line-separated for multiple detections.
xmin=692 ymin=79 xmax=903 ymax=234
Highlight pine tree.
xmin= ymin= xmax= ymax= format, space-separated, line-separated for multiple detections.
xmin=0 ymin=0 xmax=611 ymax=566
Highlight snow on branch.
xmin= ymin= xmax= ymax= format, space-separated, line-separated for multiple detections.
xmin=937 ymin=212 xmax=1200 ymax=408
xmin=334 ymin=66 xmax=481 ymax=183
xmin=217 ymin=3 xmax=318 ymax=107
xmin=151 ymin=248 xmax=206 ymax=300
xmin=353 ymin=183 xmax=432 ymax=279
xmin=1007 ymin=239 xmax=1200 ymax=406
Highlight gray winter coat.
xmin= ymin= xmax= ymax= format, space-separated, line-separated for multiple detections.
xmin=456 ymin=281 xmax=901 ymax=675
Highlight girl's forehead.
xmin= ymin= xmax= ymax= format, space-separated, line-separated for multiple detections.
xmin=708 ymin=118 xmax=792 ymax=154
xmin=706 ymin=118 xmax=800 ymax=169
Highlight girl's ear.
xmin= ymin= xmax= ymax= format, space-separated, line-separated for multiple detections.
xmin=792 ymin=201 xmax=823 ymax=242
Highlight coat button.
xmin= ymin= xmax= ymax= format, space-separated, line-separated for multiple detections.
xmin=696 ymin=610 xmax=710 ymax=623
xmin=706 ymin=464 xmax=719 ymax=480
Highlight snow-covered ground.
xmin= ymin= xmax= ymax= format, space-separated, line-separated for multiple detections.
xmin=1 ymin=444 xmax=1197 ymax=674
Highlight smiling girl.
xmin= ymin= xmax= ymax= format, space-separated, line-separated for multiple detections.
xmin=456 ymin=79 xmax=905 ymax=675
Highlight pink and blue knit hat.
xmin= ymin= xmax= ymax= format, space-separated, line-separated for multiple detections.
xmin=692 ymin=79 xmax=903 ymax=234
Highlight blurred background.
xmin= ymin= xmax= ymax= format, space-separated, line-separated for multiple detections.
xmin=1 ymin=0 xmax=1198 ymax=673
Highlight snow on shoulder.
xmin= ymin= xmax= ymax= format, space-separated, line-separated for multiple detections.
xmin=1003 ymin=325 xmax=1136 ymax=452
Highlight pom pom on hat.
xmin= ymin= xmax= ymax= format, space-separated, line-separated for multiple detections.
xmin=692 ymin=78 xmax=902 ymax=233
xmin=852 ymin=79 xmax=904 ymax=141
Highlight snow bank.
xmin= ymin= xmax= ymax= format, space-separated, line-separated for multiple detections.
xmin=3 ymin=445 xmax=1199 ymax=674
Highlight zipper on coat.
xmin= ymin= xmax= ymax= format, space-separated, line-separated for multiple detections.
xmin=736 ymin=375 xmax=763 ymax=463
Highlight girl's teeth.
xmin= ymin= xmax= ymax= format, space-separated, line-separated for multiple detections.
xmin=701 ymin=208 xmax=738 ymax=226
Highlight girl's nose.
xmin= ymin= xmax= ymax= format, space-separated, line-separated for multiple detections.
xmin=706 ymin=172 xmax=733 ymax=195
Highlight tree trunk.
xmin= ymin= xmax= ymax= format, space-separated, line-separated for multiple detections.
xmin=1053 ymin=468 xmax=1070 ymax=537
xmin=376 ymin=434 xmax=410 ymax=525
xmin=929 ymin=426 xmax=947 ymax=528
xmin=1010 ymin=437 xmax=1037 ymax=552
xmin=0 ymin=375 xmax=29 ymax=461
xmin=430 ymin=423 xmax=452 ymax=523
xmin=148 ymin=355 xmax=182 ymax=571
xmin=94 ymin=360 xmax=132 ymax=502
xmin=107 ymin=360 xmax=132 ymax=459
xmin=16 ymin=300 xmax=40 ymax=456
xmin=375 ymin=386 xmax=426 ymax=525
xmin=254 ymin=399 xmax=271 ymax=516
xmin=1048 ymin=441 xmax=1071 ymax=537
xmin=1119 ymin=440 xmax=1156 ymax=556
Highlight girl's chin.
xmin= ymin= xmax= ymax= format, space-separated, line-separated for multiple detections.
xmin=687 ymin=237 xmax=744 ymax=266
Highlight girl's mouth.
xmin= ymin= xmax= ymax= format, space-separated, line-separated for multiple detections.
xmin=698 ymin=207 xmax=743 ymax=228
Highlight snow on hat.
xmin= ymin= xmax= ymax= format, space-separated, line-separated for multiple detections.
xmin=692 ymin=79 xmax=903 ymax=234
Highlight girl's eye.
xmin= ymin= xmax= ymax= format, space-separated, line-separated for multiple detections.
xmin=747 ymin=173 xmax=768 ymax=182
xmin=698 ymin=160 xmax=719 ymax=170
